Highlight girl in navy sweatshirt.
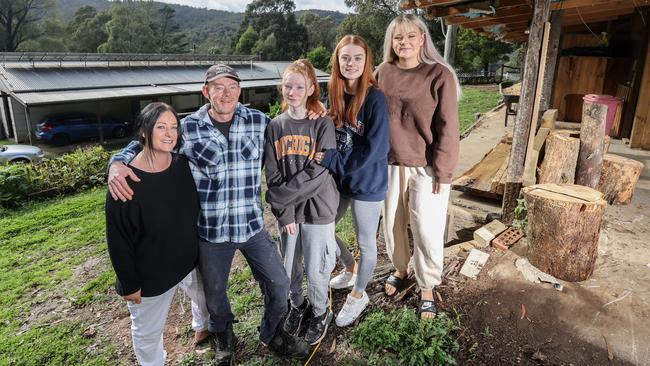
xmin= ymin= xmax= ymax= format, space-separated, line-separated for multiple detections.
xmin=264 ymin=59 xmax=338 ymax=345
xmin=314 ymin=35 xmax=390 ymax=327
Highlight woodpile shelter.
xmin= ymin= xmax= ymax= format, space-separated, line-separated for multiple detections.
xmin=0 ymin=53 xmax=329 ymax=144
xmin=401 ymin=0 xmax=650 ymax=219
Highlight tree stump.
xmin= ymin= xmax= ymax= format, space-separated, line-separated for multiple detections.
xmin=598 ymin=154 xmax=645 ymax=205
xmin=538 ymin=131 xmax=579 ymax=184
xmin=522 ymin=183 xmax=606 ymax=281
xmin=576 ymin=98 xmax=607 ymax=188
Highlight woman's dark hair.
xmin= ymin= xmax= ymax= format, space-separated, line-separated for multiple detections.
xmin=135 ymin=102 xmax=182 ymax=154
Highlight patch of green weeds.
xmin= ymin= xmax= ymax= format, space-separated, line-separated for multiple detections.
xmin=513 ymin=198 xmax=528 ymax=231
xmin=71 ymin=269 xmax=115 ymax=306
xmin=335 ymin=210 xmax=356 ymax=250
xmin=0 ymin=321 xmax=116 ymax=365
xmin=350 ymin=308 xmax=460 ymax=365
xmin=482 ymin=326 xmax=493 ymax=338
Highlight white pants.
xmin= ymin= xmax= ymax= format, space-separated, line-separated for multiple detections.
xmin=127 ymin=269 xmax=209 ymax=366
xmin=382 ymin=166 xmax=451 ymax=291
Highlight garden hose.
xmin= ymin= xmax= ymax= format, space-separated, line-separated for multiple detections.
xmin=303 ymin=286 xmax=333 ymax=366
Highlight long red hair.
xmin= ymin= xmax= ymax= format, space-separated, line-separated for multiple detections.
xmin=328 ymin=35 xmax=377 ymax=129
xmin=281 ymin=59 xmax=325 ymax=115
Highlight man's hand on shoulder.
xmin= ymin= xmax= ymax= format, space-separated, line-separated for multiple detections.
xmin=108 ymin=162 xmax=140 ymax=202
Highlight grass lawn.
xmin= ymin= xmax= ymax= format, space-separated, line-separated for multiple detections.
xmin=459 ymin=86 xmax=502 ymax=133
xmin=0 ymin=188 xmax=117 ymax=365
xmin=0 ymin=139 xmax=10 ymax=146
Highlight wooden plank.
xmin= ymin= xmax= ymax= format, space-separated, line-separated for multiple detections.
xmin=399 ymin=0 xmax=464 ymax=10
xmin=460 ymin=13 xmax=531 ymax=29
xmin=561 ymin=33 xmax=601 ymax=49
xmin=502 ymin=0 xmax=551 ymax=223
xmin=523 ymin=127 xmax=551 ymax=186
xmin=540 ymin=11 xmax=563 ymax=114
xmin=426 ymin=0 xmax=526 ymax=18
xmin=452 ymin=134 xmax=512 ymax=199
xmin=523 ymin=21 xmax=552 ymax=186
xmin=630 ymin=34 xmax=650 ymax=149
xmin=551 ymin=0 xmax=649 ymax=11
xmin=445 ymin=6 xmax=531 ymax=25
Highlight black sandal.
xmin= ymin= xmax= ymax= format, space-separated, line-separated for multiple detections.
xmin=385 ymin=274 xmax=409 ymax=297
xmin=418 ymin=299 xmax=438 ymax=318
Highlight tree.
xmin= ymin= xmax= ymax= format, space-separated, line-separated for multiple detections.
xmin=306 ymin=46 xmax=331 ymax=72
xmin=232 ymin=0 xmax=307 ymax=60
xmin=235 ymin=26 xmax=259 ymax=55
xmin=454 ymin=28 xmax=513 ymax=72
xmin=17 ymin=16 xmax=67 ymax=51
xmin=299 ymin=11 xmax=336 ymax=51
xmin=154 ymin=5 xmax=187 ymax=53
xmin=98 ymin=1 xmax=157 ymax=53
xmin=338 ymin=0 xmax=445 ymax=64
xmin=67 ymin=6 xmax=110 ymax=52
xmin=0 ymin=0 xmax=52 ymax=51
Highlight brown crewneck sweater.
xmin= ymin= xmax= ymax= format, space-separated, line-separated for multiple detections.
xmin=375 ymin=62 xmax=460 ymax=183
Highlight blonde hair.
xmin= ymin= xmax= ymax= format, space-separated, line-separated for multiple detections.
xmin=328 ymin=35 xmax=377 ymax=129
xmin=281 ymin=59 xmax=326 ymax=114
xmin=382 ymin=14 xmax=462 ymax=99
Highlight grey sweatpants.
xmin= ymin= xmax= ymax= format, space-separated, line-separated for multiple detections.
xmin=335 ymin=196 xmax=383 ymax=293
xmin=280 ymin=222 xmax=337 ymax=316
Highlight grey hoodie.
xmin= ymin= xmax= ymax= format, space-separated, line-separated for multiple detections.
xmin=264 ymin=112 xmax=339 ymax=226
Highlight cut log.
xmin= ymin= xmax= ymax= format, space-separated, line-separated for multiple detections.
xmin=576 ymin=98 xmax=607 ymax=188
xmin=523 ymin=183 xmax=606 ymax=281
xmin=538 ymin=131 xmax=580 ymax=184
xmin=597 ymin=154 xmax=645 ymax=204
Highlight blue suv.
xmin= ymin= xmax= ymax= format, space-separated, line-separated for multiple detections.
xmin=36 ymin=113 xmax=132 ymax=145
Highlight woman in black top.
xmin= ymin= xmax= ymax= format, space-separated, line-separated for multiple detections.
xmin=105 ymin=102 xmax=209 ymax=365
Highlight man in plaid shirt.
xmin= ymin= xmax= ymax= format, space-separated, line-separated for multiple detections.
xmin=108 ymin=64 xmax=311 ymax=364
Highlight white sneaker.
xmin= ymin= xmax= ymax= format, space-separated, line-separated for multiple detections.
xmin=335 ymin=291 xmax=369 ymax=327
xmin=329 ymin=271 xmax=356 ymax=289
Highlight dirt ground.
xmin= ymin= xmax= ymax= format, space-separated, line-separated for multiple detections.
xmin=85 ymin=105 xmax=650 ymax=365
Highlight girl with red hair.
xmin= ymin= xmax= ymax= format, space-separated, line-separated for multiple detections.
xmin=314 ymin=35 xmax=390 ymax=327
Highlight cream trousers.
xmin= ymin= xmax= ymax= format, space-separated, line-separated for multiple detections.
xmin=382 ymin=165 xmax=451 ymax=291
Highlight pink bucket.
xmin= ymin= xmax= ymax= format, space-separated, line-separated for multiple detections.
xmin=582 ymin=94 xmax=622 ymax=136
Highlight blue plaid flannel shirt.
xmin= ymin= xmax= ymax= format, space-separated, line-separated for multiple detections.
xmin=111 ymin=103 xmax=269 ymax=244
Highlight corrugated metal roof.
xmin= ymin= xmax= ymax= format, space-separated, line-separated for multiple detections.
xmin=14 ymin=76 xmax=331 ymax=106
xmin=0 ymin=61 xmax=330 ymax=106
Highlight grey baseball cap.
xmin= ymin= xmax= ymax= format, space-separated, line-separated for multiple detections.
xmin=205 ymin=64 xmax=241 ymax=83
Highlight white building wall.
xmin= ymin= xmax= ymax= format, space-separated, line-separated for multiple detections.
xmin=9 ymin=98 xmax=28 ymax=143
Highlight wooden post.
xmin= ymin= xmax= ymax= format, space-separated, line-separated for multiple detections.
xmin=23 ymin=106 xmax=33 ymax=145
xmin=501 ymin=0 xmax=551 ymax=223
xmin=539 ymin=10 xmax=563 ymax=113
xmin=575 ymin=98 xmax=607 ymax=188
xmin=523 ymin=183 xmax=606 ymax=282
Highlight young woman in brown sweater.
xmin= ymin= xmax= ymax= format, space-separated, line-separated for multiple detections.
xmin=375 ymin=14 xmax=461 ymax=319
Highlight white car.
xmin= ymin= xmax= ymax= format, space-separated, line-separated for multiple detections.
xmin=0 ymin=144 xmax=45 ymax=164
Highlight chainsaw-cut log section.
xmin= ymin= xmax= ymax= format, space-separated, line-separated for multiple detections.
xmin=538 ymin=132 xmax=580 ymax=184
xmin=523 ymin=184 xmax=606 ymax=282
xmin=452 ymin=134 xmax=512 ymax=199
xmin=576 ymin=99 xmax=607 ymax=188
xmin=597 ymin=154 xmax=644 ymax=205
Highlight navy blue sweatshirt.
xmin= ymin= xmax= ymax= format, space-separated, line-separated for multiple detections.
xmin=321 ymin=87 xmax=389 ymax=201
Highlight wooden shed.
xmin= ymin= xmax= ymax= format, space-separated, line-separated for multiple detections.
xmin=400 ymin=0 xmax=650 ymax=218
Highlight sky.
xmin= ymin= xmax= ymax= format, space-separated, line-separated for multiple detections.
xmin=154 ymin=0 xmax=354 ymax=13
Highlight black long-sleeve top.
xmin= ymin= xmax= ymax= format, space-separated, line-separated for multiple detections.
xmin=105 ymin=155 xmax=199 ymax=297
